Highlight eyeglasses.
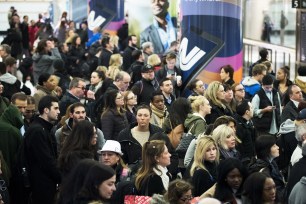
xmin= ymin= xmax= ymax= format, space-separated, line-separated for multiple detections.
xmin=180 ymin=195 xmax=193 ymax=202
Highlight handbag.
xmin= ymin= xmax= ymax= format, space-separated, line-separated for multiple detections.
xmin=176 ymin=124 xmax=195 ymax=158
xmin=124 ymin=175 xmax=151 ymax=204
xmin=124 ymin=195 xmax=151 ymax=204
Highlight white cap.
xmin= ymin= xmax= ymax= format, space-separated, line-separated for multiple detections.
xmin=98 ymin=140 xmax=123 ymax=155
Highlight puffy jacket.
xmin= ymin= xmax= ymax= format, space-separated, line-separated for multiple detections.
xmin=100 ymin=109 xmax=128 ymax=141
xmin=118 ymin=123 xmax=163 ymax=165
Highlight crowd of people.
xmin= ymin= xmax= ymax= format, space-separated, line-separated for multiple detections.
xmin=1 ymin=6 xmax=306 ymax=204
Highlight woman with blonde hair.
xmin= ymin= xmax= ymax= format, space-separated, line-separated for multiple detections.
xmin=185 ymin=95 xmax=211 ymax=137
xmin=190 ymin=136 xmax=219 ymax=196
xmin=107 ymin=53 xmax=122 ymax=80
xmin=110 ymin=35 xmax=120 ymax=53
xmin=205 ymin=81 xmax=232 ymax=124
xmin=147 ymin=54 xmax=162 ymax=71
xmin=135 ymin=140 xmax=172 ymax=196
xmin=211 ymin=124 xmax=241 ymax=160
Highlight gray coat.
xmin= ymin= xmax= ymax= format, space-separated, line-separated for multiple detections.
xmin=32 ymin=47 xmax=61 ymax=84
xmin=289 ymin=177 xmax=306 ymax=204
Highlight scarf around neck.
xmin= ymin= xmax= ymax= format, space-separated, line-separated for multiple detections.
xmin=153 ymin=165 xmax=169 ymax=190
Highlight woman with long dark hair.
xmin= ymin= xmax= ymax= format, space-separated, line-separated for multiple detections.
xmin=101 ymin=89 xmax=128 ymax=141
xmin=213 ymin=158 xmax=248 ymax=203
xmin=201 ymin=158 xmax=248 ymax=204
xmin=58 ymin=120 xmax=97 ymax=179
xmin=57 ymin=159 xmax=99 ymax=204
xmin=242 ymin=172 xmax=277 ymax=204
xmin=75 ymin=163 xmax=116 ymax=204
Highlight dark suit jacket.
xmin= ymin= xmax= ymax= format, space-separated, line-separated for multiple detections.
xmin=281 ymin=100 xmax=299 ymax=123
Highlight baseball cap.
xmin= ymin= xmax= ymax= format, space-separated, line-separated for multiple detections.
xmin=296 ymin=108 xmax=306 ymax=120
xmin=141 ymin=64 xmax=154 ymax=73
xmin=98 ymin=140 xmax=123 ymax=155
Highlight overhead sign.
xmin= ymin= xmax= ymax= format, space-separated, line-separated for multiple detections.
xmin=292 ymin=0 xmax=306 ymax=8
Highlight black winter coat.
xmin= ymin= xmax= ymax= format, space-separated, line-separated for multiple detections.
xmin=286 ymin=156 xmax=306 ymax=199
xmin=118 ymin=123 xmax=163 ymax=165
xmin=24 ymin=116 xmax=61 ymax=204
xmin=235 ymin=115 xmax=256 ymax=165
xmin=101 ymin=109 xmax=128 ymax=141
xmin=205 ymin=102 xmax=232 ymax=125
xmin=139 ymin=173 xmax=172 ymax=196
xmin=248 ymin=158 xmax=285 ymax=200
xmin=59 ymin=91 xmax=80 ymax=117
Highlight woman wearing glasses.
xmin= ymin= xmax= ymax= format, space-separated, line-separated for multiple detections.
xmin=100 ymin=89 xmax=128 ymax=141
xmin=232 ymin=83 xmax=246 ymax=106
xmin=150 ymin=179 xmax=193 ymax=204
xmin=123 ymin=90 xmax=137 ymax=124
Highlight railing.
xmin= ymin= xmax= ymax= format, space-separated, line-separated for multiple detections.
xmin=243 ymin=38 xmax=296 ymax=80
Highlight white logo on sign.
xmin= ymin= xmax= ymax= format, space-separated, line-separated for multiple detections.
xmin=88 ymin=11 xmax=105 ymax=31
xmin=179 ymin=37 xmax=206 ymax=71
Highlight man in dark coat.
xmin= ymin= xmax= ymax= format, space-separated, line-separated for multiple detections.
xmin=281 ymin=85 xmax=303 ymax=123
xmin=24 ymin=95 xmax=61 ymax=204
xmin=131 ymin=64 xmax=159 ymax=105
xmin=122 ymin=35 xmax=138 ymax=72
xmin=98 ymin=36 xmax=113 ymax=67
xmin=286 ymin=142 xmax=306 ymax=200
xmin=59 ymin=77 xmax=95 ymax=117
xmin=20 ymin=15 xmax=30 ymax=57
